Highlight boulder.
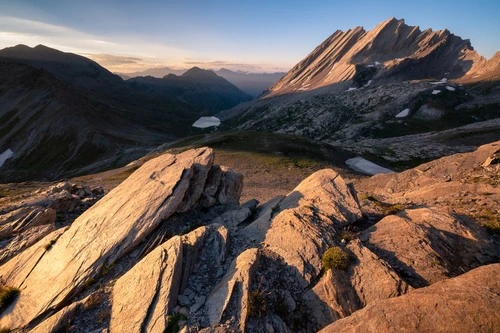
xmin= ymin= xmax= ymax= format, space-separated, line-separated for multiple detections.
xmin=0 ymin=207 xmax=55 ymax=239
xmin=359 ymin=208 xmax=499 ymax=287
xmin=110 ymin=236 xmax=183 ymax=333
xmin=110 ymin=224 xmax=229 ymax=333
xmin=262 ymin=169 xmax=362 ymax=285
xmin=320 ymin=264 xmax=500 ymax=333
xmin=242 ymin=195 xmax=284 ymax=243
xmin=0 ymin=147 xmax=242 ymax=329
xmin=304 ymin=240 xmax=411 ymax=328
xmin=205 ymin=248 xmax=260 ymax=332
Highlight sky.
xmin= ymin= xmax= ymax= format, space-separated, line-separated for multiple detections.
xmin=0 ymin=0 xmax=499 ymax=73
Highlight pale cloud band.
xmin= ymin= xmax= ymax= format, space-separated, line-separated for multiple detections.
xmin=0 ymin=16 xmax=288 ymax=73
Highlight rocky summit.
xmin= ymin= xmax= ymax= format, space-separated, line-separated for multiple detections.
xmin=0 ymin=143 xmax=497 ymax=332
xmin=267 ymin=17 xmax=494 ymax=96
xmin=0 ymin=10 xmax=498 ymax=333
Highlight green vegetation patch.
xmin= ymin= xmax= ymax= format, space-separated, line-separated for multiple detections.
xmin=322 ymin=247 xmax=350 ymax=271
xmin=0 ymin=286 xmax=20 ymax=312
xmin=248 ymin=290 xmax=268 ymax=317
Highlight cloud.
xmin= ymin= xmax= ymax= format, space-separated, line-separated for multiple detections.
xmin=83 ymin=54 xmax=142 ymax=66
xmin=0 ymin=16 xmax=290 ymax=73
xmin=0 ymin=16 xmax=189 ymax=72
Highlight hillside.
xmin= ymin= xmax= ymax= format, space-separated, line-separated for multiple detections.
xmin=0 ymin=46 xmax=256 ymax=182
xmin=127 ymin=67 xmax=252 ymax=112
xmin=216 ymin=69 xmax=285 ymax=97
xmin=0 ymin=141 xmax=497 ymax=332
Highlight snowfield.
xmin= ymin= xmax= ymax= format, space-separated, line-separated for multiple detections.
xmin=395 ymin=108 xmax=410 ymax=118
xmin=430 ymin=78 xmax=448 ymax=85
xmin=192 ymin=116 xmax=221 ymax=128
xmin=345 ymin=157 xmax=394 ymax=175
xmin=0 ymin=149 xmax=14 ymax=168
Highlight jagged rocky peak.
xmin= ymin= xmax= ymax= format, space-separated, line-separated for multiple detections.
xmin=267 ymin=17 xmax=489 ymax=96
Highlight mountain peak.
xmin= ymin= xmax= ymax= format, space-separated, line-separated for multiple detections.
xmin=267 ymin=17 xmax=489 ymax=96
xmin=182 ymin=66 xmax=218 ymax=79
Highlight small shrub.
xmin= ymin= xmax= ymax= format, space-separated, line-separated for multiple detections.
xmin=340 ymin=230 xmax=357 ymax=242
xmin=0 ymin=286 xmax=20 ymax=312
xmin=83 ymin=292 xmax=101 ymax=311
xmin=360 ymin=193 xmax=377 ymax=201
xmin=322 ymin=247 xmax=350 ymax=271
xmin=482 ymin=220 xmax=500 ymax=234
xmin=476 ymin=209 xmax=499 ymax=234
xmin=382 ymin=204 xmax=406 ymax=215
xmin=44 ymin=239 xmax=57 ymax=251
xmin=248 ymin=290 xmax=267 ymax=317
xmin=166 ymin=313 xmax=187 ymax=333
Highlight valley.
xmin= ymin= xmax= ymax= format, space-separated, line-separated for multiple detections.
xmin=0 ymin=11 xmax=498 ymax=333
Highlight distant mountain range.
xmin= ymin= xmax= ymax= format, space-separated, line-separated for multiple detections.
xmin=127 ymin=67 xmax=252 ymax=112
xmin=119 ymin=68 xmax=285 ymax=97
xmin=119 ymin=67 xmax=186 ymax=80
xmin=0 ymin=45 xmax=250 ymax=181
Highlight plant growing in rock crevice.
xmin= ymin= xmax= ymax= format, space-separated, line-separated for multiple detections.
xmin=0 ymin=286 xmax=20 ymax=312
xmin=248 ymin=289 xmax=268 ymax=317
xmin=322 ymin=247 xmax=350 ymax=271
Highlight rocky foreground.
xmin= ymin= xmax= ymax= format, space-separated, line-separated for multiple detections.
xmin=0 ymin=144 xmax=499 ymax=332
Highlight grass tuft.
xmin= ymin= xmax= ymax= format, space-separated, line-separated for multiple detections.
xmin=0 ymin=286 xmax=20 ymax=312
xmin=248 ymin=290 xmax=268 ymax=317
xmin=322 ymin=247 xmax=350 ymax=271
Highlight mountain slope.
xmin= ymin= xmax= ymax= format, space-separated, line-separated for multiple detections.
xmin=0 ymin=60 xmax=177 ymax=181
xmin=222 ymin=18 xmax=500 ymax=167
xmin=0 ymin=46 xmax=211 ymax=181
xmin=216 ymin=68 xmax=285 ymax=97
xmin=127 ymin=67 xmax=252 ymax=112
xmin=268 ymin=17 xmax=487 ymax=96
xmin=0 ymin=44 xmax=124 ymax=92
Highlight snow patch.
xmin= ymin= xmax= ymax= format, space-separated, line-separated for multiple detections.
xmin=430 ymin=78 xmax=448 ymax=85
xmin=446 ymin=86 xmax=456 ymax=91
xmin=432 ymin=90 xmax=441 ymax=95
xmin=346 ymin=87 xmax=357 ymax=91
xmin=192 ymin=116 xmax=221 ymax=129
xmin=395 ymin=108 xmax=410 ymax=118
xmin=0 ymin=149 xmax=14 ymax=168
xmin=345 ymin=157 xmax=394 ymax=176
xmin=367 ymin=64 xmax=375 ymax=68
xmin=374 ymin=61 xmax=380 ymax=65
xmin=364 ymin=80 xmax=373 ymax=87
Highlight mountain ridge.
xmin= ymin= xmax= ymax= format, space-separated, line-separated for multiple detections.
xmin=267 ymin=17 xmax=492 ymax=96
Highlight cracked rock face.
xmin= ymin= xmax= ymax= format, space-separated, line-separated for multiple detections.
xmin=262 ymin=169 xmax=363 ymax=285
xmin=320 ymin=263 xmax=500 ymax=333
xmin=0 ymin=147 xmax=242 ymax=329
xmin=0 ymin=145 xmax=498 ymax=332
xmin=359 ymin=207 xmax=499 ymax=287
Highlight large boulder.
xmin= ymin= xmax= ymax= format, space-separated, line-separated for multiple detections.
xmin=0 ymin=147 xmax=242 ymax=329
xmin=359 ymin=208 xmax=499 ymax=287
xmin=261 ymin=169 xmax=362 ymax=285
xmin=320 ymin=264 xmax=500 ymax=333
xmin=110 ymin=224 xmax=230 ymax=332
xmin=110 ymin=236 xmax=184 ymax=333
xmin=304 ymin=240 xmax=410 ymax=328
xmin=205 ymin=248 xmax=260 ymax=332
